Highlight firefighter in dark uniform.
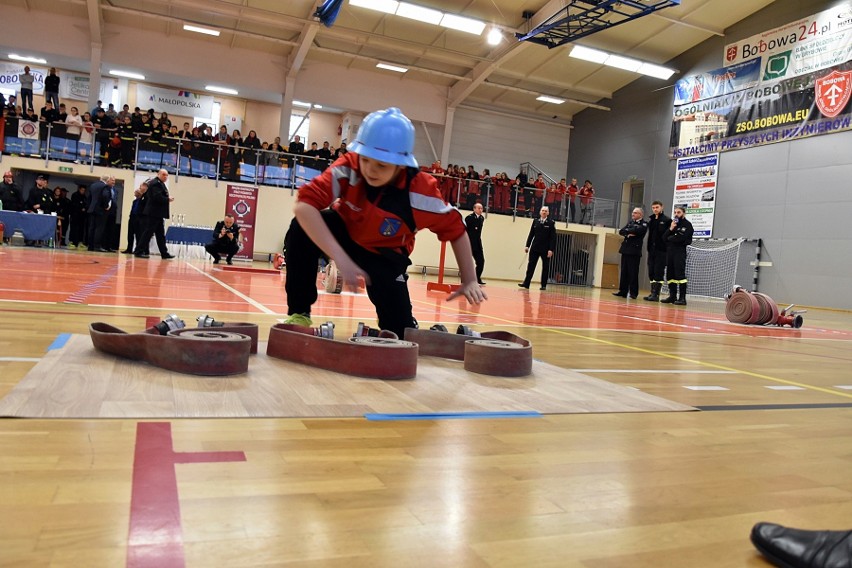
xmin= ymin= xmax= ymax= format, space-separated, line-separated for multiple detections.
xmin=205 ymin=214 xmax=242 ymax=265
xmin=465 ymin=202 xmax=486 ymax=285
xmin=660 ymin=205 xmax=694 ymax=306
xmin=117 ymin=115 xmax=137 ymax=168
xmin=643 ymin=200 xmax=671 ymax=301
xmin=519 ymin=205 xmax=557 ymax=290
xmin=613 ymin=207 xmax=647 ymax=299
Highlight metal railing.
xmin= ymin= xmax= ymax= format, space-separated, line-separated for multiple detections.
xmin=0 ymin=117 xmax=334 ymax=190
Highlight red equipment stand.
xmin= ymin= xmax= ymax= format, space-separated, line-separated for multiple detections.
xmin=426 ymin=241 xmax=461 ymax=293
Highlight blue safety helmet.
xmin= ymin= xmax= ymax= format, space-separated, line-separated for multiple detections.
xmin=348 ymin=107 xmax=418 ymax=168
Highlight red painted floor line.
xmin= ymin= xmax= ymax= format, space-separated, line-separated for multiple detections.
xmin=127 ymin=423 xmax=246 ymax=568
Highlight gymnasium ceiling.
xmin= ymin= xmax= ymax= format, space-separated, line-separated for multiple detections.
xmin=2 ymin=0 xmax=777 ymax=121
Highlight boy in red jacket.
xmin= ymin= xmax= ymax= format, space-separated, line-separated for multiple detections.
xmin=284 ymin=107 xmax=486 ymax=336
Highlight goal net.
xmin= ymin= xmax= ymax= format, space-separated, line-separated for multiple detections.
xmin=685 ymin=238 xmax=759 ymax=299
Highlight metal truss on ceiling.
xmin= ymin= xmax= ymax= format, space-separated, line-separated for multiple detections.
xmin=516 ymin=0 xmax=681 ymax=49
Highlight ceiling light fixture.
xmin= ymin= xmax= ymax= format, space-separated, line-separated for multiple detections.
xmin=109 ymin=70 xmax=146 ymax=80
xmin=348 ymin=0 xmax=399 ymax=14
xmin=8 ymin=54 xmax=48 ymax=64
xmin=487 ymin=27 xmax=503 ymax=46
xmin=293 ymin=100 xmax=312 ymax=107
xmin=536 ymin=95 xmax=566 ymax=105
xmin=395 ymin=2 xmax=442 ymax=25
xmin=184 ymin=24 xmax=220 ymax=37
xmin=205 ymin=85 xmax=238 ymax=95
xmin=440 ymin=13 xmax=486 ymax=35
xmin=376 ymin=62 xmax=408 ymax=73
xmin=569 ymin=45 xmax=675 ymax=79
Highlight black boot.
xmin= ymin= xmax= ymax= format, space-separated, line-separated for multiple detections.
xmin=659 ymin=283 xmax=677 ymax=303
xmin=674 ymin=283 xmax=687 ymax=305
xmin=643 ymin=283 xmax=661 ymax=302
xmin=751 ymin=522 xmax=852 ymax=568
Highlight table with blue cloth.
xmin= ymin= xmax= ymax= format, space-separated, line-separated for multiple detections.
xmin=164 ymin=226 xmax=214 ymax=259
xmin=0 ymin=210 xmax=57 ymax=243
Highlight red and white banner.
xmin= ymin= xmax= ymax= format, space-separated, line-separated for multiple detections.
xmin=225 ymin=184 xmax=258 ymax=261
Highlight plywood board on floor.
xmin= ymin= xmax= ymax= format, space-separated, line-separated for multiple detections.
xmin=0 ymin=335 xmax=694 ymax=418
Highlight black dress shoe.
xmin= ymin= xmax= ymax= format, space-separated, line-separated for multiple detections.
xmin=477 ymin=281 xmax=486 ymax=286
xmin=612 ymin=292 xmax=628 ymax=297
xmin=161 ymin=254 xmax=176 ymax=259
xmin=212 ymin=259 xmax=220 ymax=264
xmin=517 ymin=283 xmax=529 ymax=289
xmin=628 ymin=295 xmax=637 ymax=299
xmin=751 ymin=522 xmax=852 ymax=568
xmin=120 ymin=249 xmax=133 ymax=254
xmin=134 ymin=254 xmax=150 ymax=259
xmin=95 ymin=247 xmax=111 ymax=252
xmin=539 ymin=286 xmax=546 ymax=291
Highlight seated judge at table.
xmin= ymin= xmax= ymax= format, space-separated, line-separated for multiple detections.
xmin=205 ymin=213 xmax=242 ymax=264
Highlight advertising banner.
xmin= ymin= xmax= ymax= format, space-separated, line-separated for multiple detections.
xmin=225 ymin=184 xmax=258 ymax=261
xmin=670 ymin=4 xmax=852 ymax=158
xmin=58 ymin=72 xmax=116 ymax=103
xmin=672 ymin=154 xmax=718 ymax=238
xmin=0 ymin=62 xmax=46 ymax=95
xmin=136 ymin=84 xmax=214 ymax=117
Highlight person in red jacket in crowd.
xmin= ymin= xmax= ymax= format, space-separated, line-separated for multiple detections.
xmin=566 ymin=177 xmax=579 ymax=223
xmin=555 ymin=178 xmax=567 ymax=221
xmin=578 ymin=179 xmax=595 ymax=224
xmin=544 ymin=182 xmax=560 ymax=221
xmin=533 ymin=173 xmax=547 ymax=215
xmin=283 ymin=107 xmax=486 ymax=336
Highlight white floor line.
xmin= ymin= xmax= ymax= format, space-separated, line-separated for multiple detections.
xmin=185 ymin=263 xmax=277 ymax=315
xmin=0 ymin=357 xmax=42 ymax=362
xmin=571 ymin=369 xmax=736 ymax=374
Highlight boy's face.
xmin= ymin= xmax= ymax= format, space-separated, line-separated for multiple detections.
xmin=359 ymin=155 xmax=400 ymax=187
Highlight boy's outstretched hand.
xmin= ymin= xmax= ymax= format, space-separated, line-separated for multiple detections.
xmin=448 ymin=281 xmax=487 ymax=304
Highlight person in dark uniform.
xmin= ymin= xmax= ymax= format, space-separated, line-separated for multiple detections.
xmin=643 ymin=200 xmax=671 ymax=301
xmin=51 ymin=187 xmax=71 ymax=246
xmin=0 ymin=171 xmax=24 ymax=211
xmin=134 ymin=169 xmax=175 ymax=259
xmin=613 ymin=207 xmax=647 ymax=299
xmin=86 ymin=175 xmax=116 ymax=252
xmin=519 ymin=205 xmax=557 ymax=290
xmin=205 ymin=214 xmax=242 ymax=265
xmin=465 ymin=202 xmax=486 ymax=285
xmin=121 ymin=182 xmax=147 ymax=254
xmin=68 ymin=185 xmax=88 ymax=249
xmin=117 ymin=115 xmax=137 ymax=168
xmin=660 ymin=205 xmax=694 ymax=305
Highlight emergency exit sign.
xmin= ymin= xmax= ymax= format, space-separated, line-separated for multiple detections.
xmin=58 ymin=166 xmax=73 ymax=173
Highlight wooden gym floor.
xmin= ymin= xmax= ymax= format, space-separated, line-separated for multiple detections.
xmin=2 ymin=246 xmax=852 ymax=567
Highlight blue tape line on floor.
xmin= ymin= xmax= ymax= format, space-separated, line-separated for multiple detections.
xmin=47 ymin=333 xmax=72 ymax=351
xmin=364 ymin=411 xmax=542 ymax=421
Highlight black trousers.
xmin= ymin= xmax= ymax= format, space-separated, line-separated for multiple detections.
xmin=618 ymin=254 xmax=642 ymax=297
xmin=471 ymin=244 xmax=485 ymax=282
xmin=205 ymin=240 xmax=239 ymax=261
xmin=136 ymin=216 xmax=167 ymax=256
xmin=647 ymin=249 xmax=667 ymax=283
xmin=284 ymin=209 xmax=416 ymax=337
xmin=69 ymin=213 xmax=87 ymax=246
xmin=88 ymin=211 xmax=110 ymax=250
xmin=569 ymin=201 xmax=576 ymax=222
xmin=523 ymin=249 xmax=550 ymax=288
xmin=666 ymin=247 xmax=687 ymax=282
xmin=126 ymin=213 xmax=140 ymax=251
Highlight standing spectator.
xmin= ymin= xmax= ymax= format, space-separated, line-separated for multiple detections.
xmin=121 ymin=182 xmax=147 ymax=254
xmin=464 ymin=165 xmax=480 ymax=210
xmin=117 ymin=104 xmax=131 ymax=123
xmin=105 ymin=103 xmax=118 ymax=120
xmin=134 ymin=169 xmax=175 ymax=260
xmin=52 ymin=187 xmax=72 ymax=246
xmin=533 ymin=173 xmax=547 ymax=214
xmin=305 ymin=141 xmax=320 ymax=170
xmin=643 ymin=200 xmax=671 ymax=302
xmin=78 ymin=112 xmax=95 ymax=162
xmin=333 ymin=141 xmax=348 ymax=160
xmin=566 ymin=177 xmax=579 ymax=222
xmin=26 ymin=175 xmax=53 ymax=214
xmin=317 ymin=141 xmax=332 ymax=169
xmin=242 ymin=130 xmax=262 ymax=167
xmin=519 ymin=206 xmax=556 ymax=290
xmin=544 ymin=182 xmax=559 ymax=220
xmin=613 ymin=207 xmax=647 ymax=299
xmin=116 ymin=115 xmax=136 ymax=168
xmin=578 ymin=179 xmax=595 ymax=224
xmin=465 ymin=202 xmax=486 ymax=285
xmin=39 ymin=101 xmax=60 ymax=123
xmin=18 ymin=66 xmax=35 ymax=113
xmin=44 ymin=68 xmax=60 ymax=109
xmin=0 ymin=171 xmax=24 ymax=211
xmin=57 ymin=103 xmax=68 ymax=122
xmin=660 ymin=205 xmax=694 ymax=306
xmin=554 ymin=178 xmax=567 ymax=221
xmin=287 ymin=135 xmax=305 ymax=178
xmin=68 ymin=185 xmax=88 ymax=249
xmin=205 ymin=214 xmax=241 ymax=265
xmin=90 ymin=100 xmax=104 ymax=117
xmin=86 ymin=175 xmax=116 ymax=252
xmin=66 ymin=106 xmax=86 ymax=138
